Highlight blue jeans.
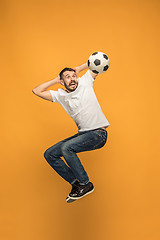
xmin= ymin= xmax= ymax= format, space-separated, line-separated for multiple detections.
xmin=44 ymin=127 xmax=108 ymax=185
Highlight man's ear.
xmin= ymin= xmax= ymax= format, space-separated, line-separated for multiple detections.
xmin=60 ymin=79 xmax=64 ymax=86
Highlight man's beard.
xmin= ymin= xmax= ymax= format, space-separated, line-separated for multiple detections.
xmin=64 ymin=82 xmax=78 ymax=92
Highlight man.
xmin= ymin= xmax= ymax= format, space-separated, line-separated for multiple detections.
xmin=32 ymin=62 xmax=110 ymax=203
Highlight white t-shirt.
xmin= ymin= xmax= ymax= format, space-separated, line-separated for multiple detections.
xmin=49 ymin=70 xmax=110 ymax=132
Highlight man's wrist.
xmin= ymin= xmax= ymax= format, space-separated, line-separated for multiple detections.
xmin=33 ymin=77 xmax=59 ymax=92
xmin=53 ymin=76 xmax=60 ymax=84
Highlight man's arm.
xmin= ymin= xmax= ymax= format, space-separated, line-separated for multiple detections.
xmin=74 ymin=62 xmax=98 ymax=80
xmin=32 ymin=76 xmax=60 ymax=101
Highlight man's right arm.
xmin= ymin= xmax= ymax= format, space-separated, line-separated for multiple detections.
xmin=74 ymin=62 xmax=98 ymax=80
xmin=32 ymin=76 xmax=60 ymax=102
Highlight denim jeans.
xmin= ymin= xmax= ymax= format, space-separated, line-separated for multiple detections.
xmin=44 ymin=127 xmax=108 ymax=185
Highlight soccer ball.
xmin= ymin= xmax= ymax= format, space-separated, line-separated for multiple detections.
xmin=88 ymin=51 xmax=110 ymax=74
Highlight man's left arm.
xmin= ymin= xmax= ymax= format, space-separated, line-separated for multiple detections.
xmin=73 ymin=62 xmax=98 ymax=80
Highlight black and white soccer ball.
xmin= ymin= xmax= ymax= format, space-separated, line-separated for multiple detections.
xmin=88 ymin=51 xmax=110 ymax=74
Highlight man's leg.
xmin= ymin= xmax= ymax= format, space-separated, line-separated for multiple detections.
xmin=44 ymin=128 xmax=107 ymax=185
xmin=62 ymin=128 xmax=108 ymax=201
xmin=61 ymin=128 xmax=108 ymax=184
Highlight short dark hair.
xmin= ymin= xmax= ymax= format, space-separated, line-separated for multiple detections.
xmin=59 ymin=68 xmax=76 ymax=80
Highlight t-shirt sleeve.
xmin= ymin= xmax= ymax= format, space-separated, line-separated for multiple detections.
xmin=78 ymin=70 xmax=95 ymax=84
xmin=49 ymin=90 xmax=59 ymax=102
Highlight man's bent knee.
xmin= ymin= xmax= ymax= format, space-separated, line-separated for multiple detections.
xmin=44 ymin=149 xmax=49 ymax=160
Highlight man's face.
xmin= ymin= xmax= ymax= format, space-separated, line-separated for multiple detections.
xmin=60 ymin=71 xmax=78 ymax=93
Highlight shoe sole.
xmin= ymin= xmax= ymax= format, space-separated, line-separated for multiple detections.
xmin=66 ymin=187 xmax=95 ymax=203
xmin=66 ymin=198 xmax=77 ymax=203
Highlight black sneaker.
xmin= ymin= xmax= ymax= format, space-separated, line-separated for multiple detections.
xmin=66 ymin=182 xmax=94 ymax=203
xmin=66 ymin=180 xmax=80 ymax=203
xmin=70 ymin=180 xmax=80 ymax=194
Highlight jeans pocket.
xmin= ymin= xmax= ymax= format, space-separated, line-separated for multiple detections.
xmin=93 ymin=130 xmax=108 ymax=149
xmin=95 ymin=129 xmax=107 ymax=140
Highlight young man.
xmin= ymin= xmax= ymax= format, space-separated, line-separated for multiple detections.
xmin=32 ymin=62 xmax=110 ymax=203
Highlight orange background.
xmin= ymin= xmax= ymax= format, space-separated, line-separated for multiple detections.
xmin=1 ymin=0 xmax=160 ymax=239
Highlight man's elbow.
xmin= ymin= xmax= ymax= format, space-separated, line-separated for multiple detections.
xmin=32 ymin=89 xmax=39 ymax=95
xmin=32 ymin=89 xmax=36 ymax=95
